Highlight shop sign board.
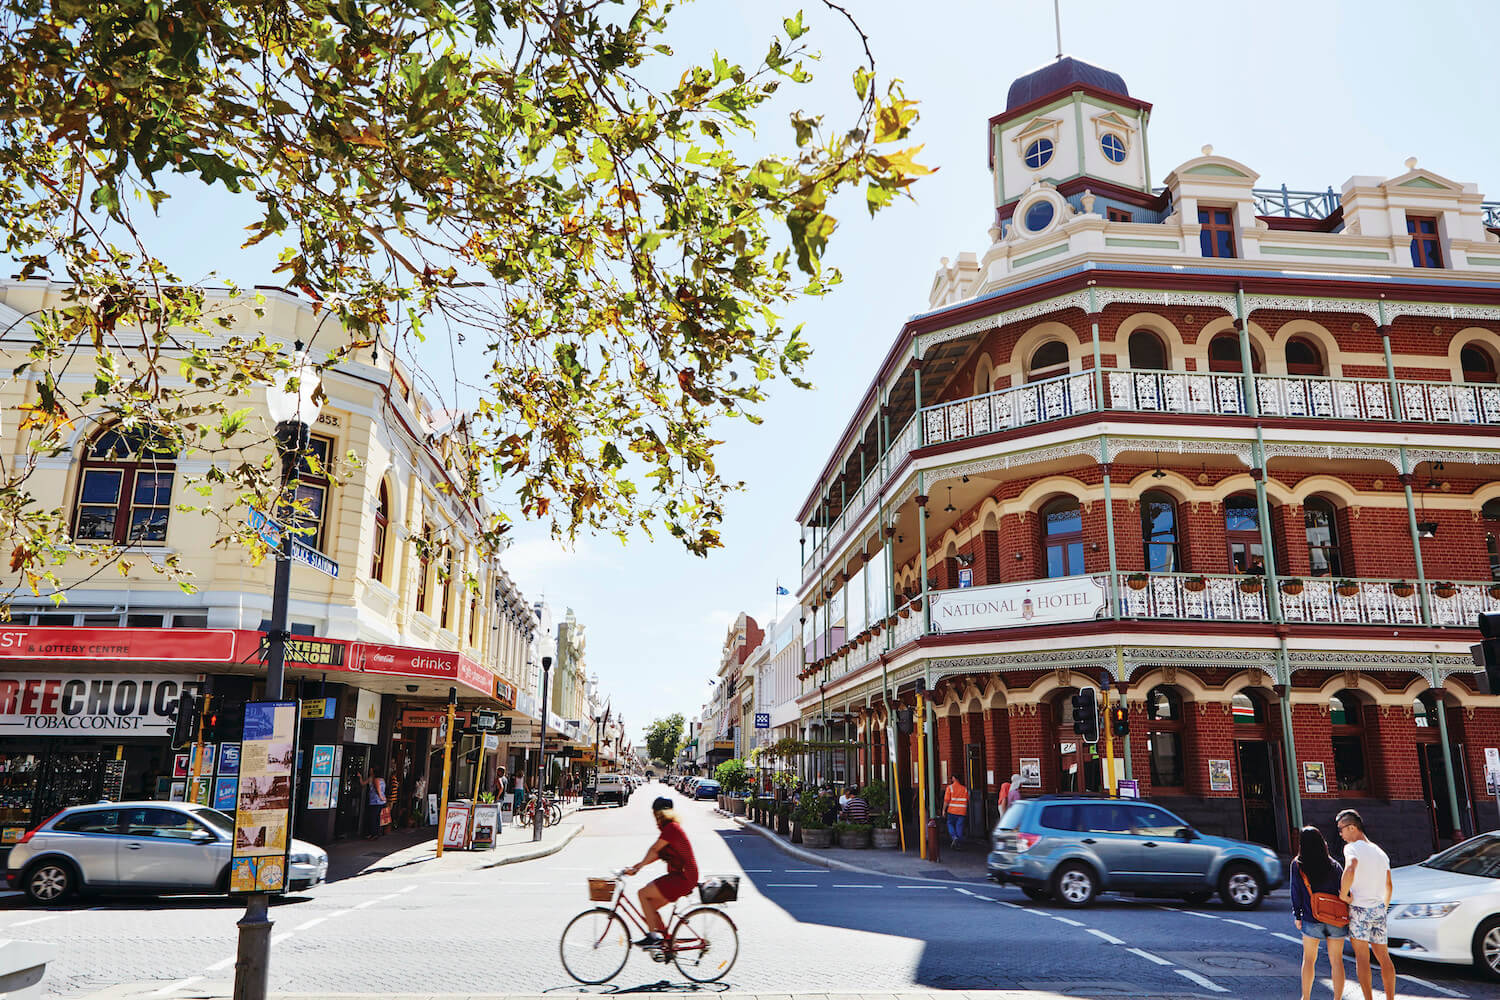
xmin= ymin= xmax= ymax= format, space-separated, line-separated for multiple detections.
xmin=265 ymin=638 xmax=344 ymax=667
xmin=310 ymin=746 xmax=336 ymax=777
xmin=218 ymin=743 xmax=240 ymax=776
xmin=352 ymin=643 xmax=491 ymax=698
xmin=442 ymin=802 xmax=471 ymax=849
xmin=349 ymin=689 xmax=380 ymax=745
xmin=0 ymin=627 xmax=234 ymax=663
xmin=494 ymin=678 xmax=516 ymax=708
xmin=307 ymin=777 xmax=333 ymax=810
xmin=471 ymin=803 xmax=498 ymax=849
xmin=213 ymin=776 xmax=237 ymax=810
xmin=301 ymin=698 xmax=335 ymax=719
xmin=229 ymin=700 xmax=299 ymax=894
xmin=399 ymin=709 xmax=470 ymax=729
xmin=927 ymin=577 xmax=1108 ymax=634
xmin=474 ymin=710 xmax=499 ymax=732
xmin=0 ymin=673 xmax=204 ymax=734
xmin=754 ymin=713 xmax=770 ymax=729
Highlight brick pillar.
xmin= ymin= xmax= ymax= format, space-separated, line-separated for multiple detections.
xmin=1187 ymin=501 xmax=1230 ymax=573
xmin=1275 ymin=503 xmax=1308 ymax=576
xmin=986 ymin=706 xmax=1011 ymax=784
xmin=1463 ymin=705 xmax=1500 ymax=832
xmin=1115 ymin=498 xmax=1145 ymax=572
xmin=1007 ymin=704 xmax=1054 ymax=793
xmin=1127 ymin=702 xmax=1152 ymax=794
xmin=1366 ymin=704 xmax=1421 ymax=802
xmin=1185 ymin=699 xmax=1236 ymax=802
xmin=1290 ymin=702 xmax=1334 ymax=798
xmin=1000 ymin=512 xmax=1038 ymax=582
xmin=976 ymin=530 xmax=1001 ymax=585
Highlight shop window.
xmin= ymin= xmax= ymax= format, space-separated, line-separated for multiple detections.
xmin=1231 ymin=690 xmax=1265 ymax=725
xmin=1329 ymin=690 xmax=1368 ymax=792
xmin=415 ymin=523 xmax=434 ymax=614
xmin=439 ymin=549 xmax=455 ymax=629
xmin=1028 ymin=340 xmax=1070 ymax=382
xmin=172 ymin=614 xmax=209 ymax=628
xmin=1146 ymin=685 xmax=1184 ymax=788
xmin=73 ymin=426 xmax=176 ymax=545
xmin=125 ymin=614 xmax=164 ymax=628
xmin=370 ymin=481 xmax=390 ymax=582
xmin=1141 ymin=491 xmax=1181 ymax=572
xmin=1304 ymin=496 xmax=1343 ymax=578
xmin=1407 ymin=215 xmax=1443 ymax=269
xmin=289 ymin=434 xmax=332 ymax=551
xmin=1198 ymin=207 xmax=1236 ymax=258
xmin=1461 ymin=344 xmax=1498 ymax=384
xmin=1225 ymin=494 xmax=1264 ymax=573
xmin=1128 ymin=330 xmax=1168 ymax=371
xmin=1208 ymin=333 xmax=1262 ymax=374
xmin=1285 ymin=337 xmax=1325 ymax=377
xmin=1042 ymin=498 xmax=1085 ymax=578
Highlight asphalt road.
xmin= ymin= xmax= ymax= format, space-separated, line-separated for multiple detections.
xmin=4 ymin=780 xmax=1498 ymax=998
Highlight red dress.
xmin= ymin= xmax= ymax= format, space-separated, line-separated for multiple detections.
xmin=651 ymin=820 xmax=699 ymax=902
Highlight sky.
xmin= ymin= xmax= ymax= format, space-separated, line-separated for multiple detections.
xmin=78 ymin=0 xmax=1500 ymax=746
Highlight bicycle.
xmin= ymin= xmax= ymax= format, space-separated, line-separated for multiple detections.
xmin=559 ymin=870 xmax=739 ymax=984
xmin=517 ymin=793 xmax=563 ymax=828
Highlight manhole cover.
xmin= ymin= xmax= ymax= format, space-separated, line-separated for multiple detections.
xmin=1201 ymin=954 xmax=1275 ymax=971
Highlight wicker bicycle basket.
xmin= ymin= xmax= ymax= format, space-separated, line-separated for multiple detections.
xmin=588 ymin=877 xmax=618 ymax=902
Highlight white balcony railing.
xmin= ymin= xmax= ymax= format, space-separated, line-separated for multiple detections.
xmin=925 ymin=371 xmax=1097 ymax=446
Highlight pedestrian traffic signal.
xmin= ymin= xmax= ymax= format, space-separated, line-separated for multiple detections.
xmin=1071 ymin=689 xmax=1098 ymax=744
xmin=170 ymin=692 xmax=199 ymax=750
xmin=201 ymin=705 xmax=221 ymax=743
xmin=1108 ymin=705 xmax=1129 ymax=738
xmin=1475 ymin=611 xmax=1500 ymax=695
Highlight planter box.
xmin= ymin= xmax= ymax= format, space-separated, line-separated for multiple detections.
xmin=836 ymin=828 xmax=871 ymax=849
xmin=731 ymin=799 xmax=746 ymax=816
xmin=872 ymin=827 xmax=900 ymax=849
xmin=791 ymin=821 xmax=802 ymax=844
xmin=801 ymin=827 xmax=834 ymax=849
xmin=776 ymin=814 xmax=790 ymax=836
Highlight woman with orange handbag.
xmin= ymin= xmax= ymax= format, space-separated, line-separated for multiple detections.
xmin=1291 ymin=825 xmax=1348 ymax=1000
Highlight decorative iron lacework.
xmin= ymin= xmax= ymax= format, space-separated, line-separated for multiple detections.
xmin=1288 ymin=650 xmax=1477 ymax=672
xmin=1380 ymin=301 xmax=1500 ymax=323
xmin=1259 ymin=443 xmax=1403 ymax=470
xmin=1404 ymin=447 xmax=1500 ymax=468
xmin=1121 ymin=647 xmax=1277 ymax=679
xmin=1106 ymin=437 xmax=1254 ymax=465
xmin=918 ymin=291 xmax=1092 ymax=352
xmin=1096 ymin=288 xmax=1239 ymax=315
xmin=1242 ymin=295 xmax=1383 ymax=323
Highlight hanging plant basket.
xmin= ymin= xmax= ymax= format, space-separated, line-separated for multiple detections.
xmin=1239 ymin=578 xmax=1264 ymax=595
xmin=1335 ymin=580 xmax=1361 ymax=598
xmin=1183 ymin=576 xmax=1208 ymax=593
xmin=1434 ymin=582 xmax=1459 ymax=599
xmin=1391 ymin=581 xmax=1416 ymax=599
xmin=1126 ymin=573 xmax=1150 ymax=591
xmin=1280 ymin=579 xmax=1305 ymax=596
xmin=912 ymin=596 xmax=924 ymax=611
xmin=899 ymin=606 xmax=911 ymax=619
xmin=1488 ymin=584 xmax=1500 ymax=601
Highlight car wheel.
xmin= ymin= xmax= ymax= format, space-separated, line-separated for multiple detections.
xmin=1472 ymin=916 xmax=1500 ymax=980
xmin=25 ymin=860 xmax=74 ymax=903
xmin=1182 ymin=890 xmax=1213 ymax=905
xmin=1051 ymin=862 xmax=1097 ymax=908
xmin=1021 ymin=886 xmax=1051 ymax=902
xmin=1219 ymin=863 xmax=1264 ymax=910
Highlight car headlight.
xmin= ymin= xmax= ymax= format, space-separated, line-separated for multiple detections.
xmin=1392 ymin=901 xmax=1461 ymax=920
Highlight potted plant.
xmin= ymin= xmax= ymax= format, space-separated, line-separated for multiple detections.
xmin=899 ymin=604 xmax=911 ymax=619
xmin=834 ymin=821 xmax=872 ymax=849
xmin=776 ymin=800 xmax=792 ymax=835
xmin=1434 ymin=581 xmax=1459 ymax=599
xmin=1489 ymin=583 xmax=1500 ymax=601
xmin=1126 ymin=572 xmax=1150 ymax=591
xmin=1335 ymin=579 xmax=1361 ymax=597
xmin=1391 ymin=580 xmax=1416 ymax=599
xmin=870 ymin=813 xmax=900 ymax=848
xmin=794 ymin=792 xmax=834 ymax=848
xmin=1239 ymin=576 xmax=1264 ymax=594
xmin=1183 ymin=575 xmax=1208 ymax=593
xmin=1280 ymin=578 xmax=1305 ymax=596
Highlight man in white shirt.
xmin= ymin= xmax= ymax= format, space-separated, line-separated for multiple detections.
xmin=1337 ymin=809 xmax=1395 ymax=1000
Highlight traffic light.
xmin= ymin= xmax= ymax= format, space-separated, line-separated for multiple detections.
xmin=171 ymin=692 xmax=199 ymax=751
xmin=1109 ymin=705 xmax=1129 ymax=738
xmin=1071 ymin=689 xmax=1098 ymax=744
xmin=200 ymin=704 xmax=222 ymax=743
xmin=1474 ymin=611 xmax=1500 ymax=695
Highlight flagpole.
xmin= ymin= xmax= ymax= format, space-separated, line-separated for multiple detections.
xmin=774 ymin=579 xmax=781 ymax=621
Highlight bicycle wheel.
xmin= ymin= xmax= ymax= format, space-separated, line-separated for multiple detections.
xmin=548 ymin=802 xmax=563 ymax=826
xmin=559 ymin=907 xmax=631 ymax=984
xmin=671 ymin=906 xmax=738 ymax=983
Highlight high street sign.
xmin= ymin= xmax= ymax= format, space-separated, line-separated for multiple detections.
xmin=248 ymin=509 xmax=340 ymax=578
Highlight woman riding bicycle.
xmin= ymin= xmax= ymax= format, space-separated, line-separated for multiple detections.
xmin=623 ymin=796 xmax=697 ymax=949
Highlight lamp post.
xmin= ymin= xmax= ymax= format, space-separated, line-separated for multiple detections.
xmin=234 ymin=347 xmax=321 ymax=1000
xmin=534 ymin=655 xmax=552 ymax=842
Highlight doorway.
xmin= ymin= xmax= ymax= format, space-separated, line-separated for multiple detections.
xmin=1418 ymin=743 xmax=1474 ymax=850
xmin=965 ymin=742 xmax=989 ymax=843
xmin=1236 ymin=740 xmax=1279 ymax=849
xmin=337 ymin=744 xmax=368 ymax=839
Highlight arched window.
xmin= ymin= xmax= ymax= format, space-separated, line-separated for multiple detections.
xmin=1285 ymin=337 xmax=1325 ymax=376
xmin=1330 ymin=690 xmax=1368 ymax=792
xmin=1225 ymin=494 xmax=1264 ymax=573
xmin=1462 ymin=343 xmax=1498 ymax=384
xmin=1140 ymin=491 xmax=1181 ymax=572
xmin=439 ymin=549 xmax=455 ymax=629
xmin=1042 ymin=498 xmax=1085 ymax=578
xmin=1128 ymin=330 xmax=1168 ymax=371
xmin=290 ymin=434 xmax=332 ymax=551
xmin=1486 ymin=500 xmax=1500 ymax=581
xmin=1028 ymin=341 xmax=1070 ymax=382
xmin=73 ymin=426 xmax=176 ymax=545
xmin=416 ymin=522 xmax=434 ymax=614
xmin=370 ymin=481 xmax=390 ymax=582
xmin=1146 ymin=685 xmax=1184 ymax=788
xmin=973 ymin=355 xmax=995 ymax=396
xmin=1413 ymin=692 xmax=1438 ymax=729
xmin=1304 ymin=496 xmax=1343 ymax=578
xmin=1231 ymin=689 xmax=1266 ymax=725
xmin=1208 ymin=333 xmax=1261 ymax=373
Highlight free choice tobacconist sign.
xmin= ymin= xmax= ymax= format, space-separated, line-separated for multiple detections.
xmin=0 ymin=674 xmax=204 ymax=733
xmin=929 ymin=577 xmax=1108 ymax=633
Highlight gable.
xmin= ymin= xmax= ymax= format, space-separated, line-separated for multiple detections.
xmin=1397 ymin=176 xmax=1446 ymax=190
xmin=1185 ymin=163 xmax=1250 ymax=178
xmin=1013 ymin=116 xmax=1063 ymax=143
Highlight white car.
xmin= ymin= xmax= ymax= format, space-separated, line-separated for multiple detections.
xmin=595 ymin=773 xmax=627 ymax=806
xmin=1389 ymin=832 xmax=1500 ymax=979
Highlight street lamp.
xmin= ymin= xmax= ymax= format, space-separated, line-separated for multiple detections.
xmin=534 ymin=655 xmax=552 ymax=842
xmin=234 ymin=347 xmax=321 ymax=1000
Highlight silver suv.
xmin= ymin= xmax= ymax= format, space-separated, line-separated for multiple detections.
xmin=5 ymin=801 xmax=327 ymax=903
xmin=987 ymin=795 xmax=1283 ymax=909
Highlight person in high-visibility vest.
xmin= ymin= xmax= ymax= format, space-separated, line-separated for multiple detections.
xmin=942 ymin=774 xmax=969 ymax=849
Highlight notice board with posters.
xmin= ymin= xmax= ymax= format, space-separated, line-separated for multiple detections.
xmin=228 ymin=701 xmax=299 ymax=894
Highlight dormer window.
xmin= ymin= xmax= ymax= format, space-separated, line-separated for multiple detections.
xmin=1198 ymin=207 xmax=1236 ymax=258
xmin=1407 ymin=215 xmax=1443 ymax=268
xmin=1100 ymin=133 xmax=1127 ymax=163
xmin=1023 ymin=138 xmax=1054 ymax=169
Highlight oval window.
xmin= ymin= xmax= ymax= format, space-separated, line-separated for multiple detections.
xmin=1023 ymin=138 xmax=1054 ymax=169
xmin=1100 ymin=133 xmax=1127 ymax=163
xmin=1024 ymin=200 xmax=1055 ymax=233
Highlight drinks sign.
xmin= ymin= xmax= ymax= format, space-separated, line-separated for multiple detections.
xmin=928 ymin=577 xmax=1108 ymax=634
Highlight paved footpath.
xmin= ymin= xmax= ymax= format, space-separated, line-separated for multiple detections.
xmin=2 ymin=782 xmax=1487 ymax=999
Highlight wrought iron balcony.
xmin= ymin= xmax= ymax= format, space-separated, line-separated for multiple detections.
xmin=1250 ymin=185 xmax=1500 ymax=228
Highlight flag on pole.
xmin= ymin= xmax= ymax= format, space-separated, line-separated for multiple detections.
xmin=776 ymin=585 xmax=790 ymax=595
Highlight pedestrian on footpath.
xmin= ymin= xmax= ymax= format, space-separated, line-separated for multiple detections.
xmin=1337 ymin=808 xmax=1396 ymax=1000
xmin=943 ymin=774 xmax=969 ymax=849
xmin=1005 ymin=773 xmax=1023 ymax=806
xmin=1291 ymin=824 xmax=1347 ymax=1000
xmin=359 ymin=769 xmax=387 ymax=840
xmin=513 ymin=770 xmax=527 ymax=813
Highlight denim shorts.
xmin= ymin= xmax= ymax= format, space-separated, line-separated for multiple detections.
xmin=1302 ymin=920 xmax=1348 ymax=940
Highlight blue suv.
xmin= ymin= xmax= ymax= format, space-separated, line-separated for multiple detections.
xmin=987 ymin=795 xmax=1283 ymax=909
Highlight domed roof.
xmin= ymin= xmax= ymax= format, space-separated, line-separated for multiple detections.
xmin=1005 ymin=56 xmax=1128 ymax=112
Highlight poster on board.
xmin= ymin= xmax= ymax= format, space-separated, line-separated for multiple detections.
xmin=218 ymin=743 xmax=240 ymax=776
xmin=1302 ymin=761 xmax=1327 ymax=794
xmin=1019 ymin=758 xmax=1041 ymax=788
xmin=307 ymin=777 xmax=333 ymax=810
xmin=214 ymin=776 xmax=238 ymax=810
xmin=442 ymin=803 xmax=471 ymax=849
xmin=229 ymin=700 xmax=298 ymax=894
xmin=311 ymin=746 xmax=335 ymax=777
xmin=1208 ymin=759 xmax=1233 ymax=792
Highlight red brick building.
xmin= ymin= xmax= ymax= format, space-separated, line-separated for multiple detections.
xmin=791 ymin=57 xmax=1500 ymax=864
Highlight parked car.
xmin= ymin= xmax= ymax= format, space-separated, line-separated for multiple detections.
xmin=1389 ymin=831 xmax=1500 ymax=979
xmin=692 ymin=779 xmax=721 ymax=801
xmin=595 ymin=773 xmax=628 ymax=806
xmin=682 ymin=777 xmax=699 ymax=797
xmin=6 ymin=801 xmax=328 ymax=903
xmin=986 ymin=795 xmax=1282 ymax=909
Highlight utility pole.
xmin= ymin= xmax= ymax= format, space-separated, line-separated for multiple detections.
xmin=435 ymin=688 xmax=457 ymax=858
xmin=534 ymin=656 xmax=553 ymax=842
xmin=916 ymin=682 xmax=928 ymax=861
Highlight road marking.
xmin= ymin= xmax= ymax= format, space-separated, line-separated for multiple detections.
xmin=271 ymin=932 xmax=291 ymax=945
xmin=8 ymin=915 xmax=55 ymax=927
xmin=896 ymin=885 xmax=951 ymax=889
xmin=1272 ymin=932 xmax=1302 ymax=944
xmin=992 ymin=899 xmax=1022 ymax=908
xmin=1126 ymin=947 xmax=1171 ymax=966
xmin=951 ymin=887 xmax=984 ymax=897
xmin=327 ymin=909 xmax=351 ymax=918
xmin=352 ymin=899 xmax=379 ymax=909
xmin=832 ymin=884 xmax=884 ymax=888
xmin=1052 ymin=916 xmax=1085 ymax=927
xmin=782 ymin=869 xmax=824 ymax=873
xmin=1223 ymin=917 xmax=1264 ymax=929
xmin=204 ymin=956 xmax=236 ymax=973
xmin=763 ymin=883 xmax=817 ymax=887
xmin=150 ymin=976 xmax=203 ymax=996
xmin=397 ymin=885 xmax=417 ymax=894
xmin=1087 ymin=928 xmax=1125 ymax=945
xmin=1018 ymin=908 xmax=1053 ymax=918
xmin=1179 ymin=909 xmax=1220 ymax=919
xmin=740 ymin=868 xmax=772 ymax=872
xmin=1398 ymin=974 xmax=1465 ymax=998
xmin=1174 ymin=968 xmax=1228 ymax=993
xmin=293 ymin=917 xmax=327 ymax=931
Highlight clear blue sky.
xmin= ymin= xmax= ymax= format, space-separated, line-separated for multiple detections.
xmin=115 ymin=1 xmax=1500 ymax=745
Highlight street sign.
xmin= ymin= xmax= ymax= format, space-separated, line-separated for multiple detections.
xmin=474 ymin=710 xmax=499 ymax=732
xmin=248 ymin=508 xmax=284 ymax=549
xmin=290 ymin=540 xmax=339 ymax=578
xmin=301 ymin=698 xmax=336 ymax=719
xmin=754 ymin=712 xmax=770 ymax=729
